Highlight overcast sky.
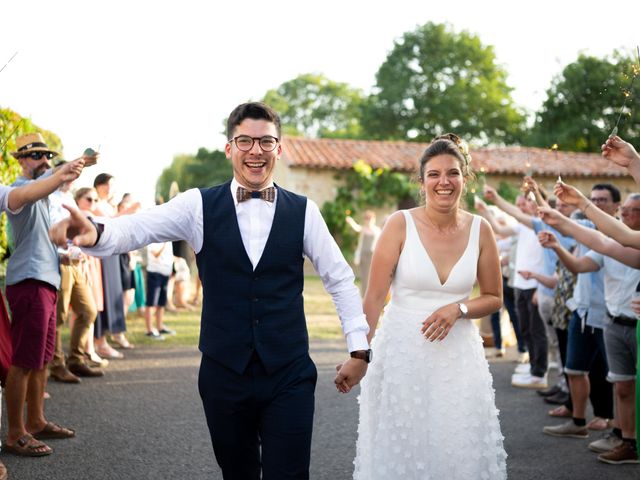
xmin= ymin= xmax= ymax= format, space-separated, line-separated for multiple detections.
xmin=1 ymin=0 xmax=638 ymax=204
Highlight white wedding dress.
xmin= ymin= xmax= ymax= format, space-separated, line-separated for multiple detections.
xmin=353 ymin=211 xmax=507 ymax=480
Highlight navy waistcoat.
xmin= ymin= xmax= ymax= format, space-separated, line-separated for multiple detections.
xmin=196 ymin=182 xmax=309 ymax=374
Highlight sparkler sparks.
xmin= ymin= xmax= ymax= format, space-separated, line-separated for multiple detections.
xmin=610 ymin=46 xmax=640 ymax=137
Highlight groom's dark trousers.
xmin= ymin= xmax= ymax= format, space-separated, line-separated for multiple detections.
xmin=196 ymin=183 xmax=316 ymax=479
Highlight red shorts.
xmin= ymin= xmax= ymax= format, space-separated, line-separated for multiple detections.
xmin=6 ymin=279 xmax=58 ymax=370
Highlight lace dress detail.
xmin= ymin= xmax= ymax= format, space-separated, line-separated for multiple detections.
xmin=353 ymin=211 xmax=507 ymax=479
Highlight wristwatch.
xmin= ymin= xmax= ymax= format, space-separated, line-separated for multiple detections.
xmin=457 ymin=303 xmax=469 ymax=319
xmin=350 ymin=349 xmax=373 ymax=363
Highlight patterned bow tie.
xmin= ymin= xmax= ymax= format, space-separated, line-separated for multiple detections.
xmin=236 ymin=186 xmax=275 ymax=203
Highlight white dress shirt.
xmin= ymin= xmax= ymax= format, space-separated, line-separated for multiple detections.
xmin=85 ymin=179 xmax=370 ymax=351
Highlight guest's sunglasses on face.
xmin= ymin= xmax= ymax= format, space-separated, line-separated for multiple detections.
xmin=20 ymin=152 xmax=55 ymax=161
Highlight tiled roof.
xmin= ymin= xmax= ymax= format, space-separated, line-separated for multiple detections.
xmin=281 ymin=137 xmax=629 ymax=178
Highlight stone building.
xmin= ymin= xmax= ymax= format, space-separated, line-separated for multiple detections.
xmin=276 ymin=137 xmax=636 ymax=213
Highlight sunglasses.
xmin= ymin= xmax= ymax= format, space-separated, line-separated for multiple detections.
xmin=20 ymin=151 xmax=55 ymax=161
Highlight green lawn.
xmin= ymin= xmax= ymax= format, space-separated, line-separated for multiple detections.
xmin=62 ymin=276 xmax=347 ymax=348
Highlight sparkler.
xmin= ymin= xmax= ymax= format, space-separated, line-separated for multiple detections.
xmin=0 ymin=119 xmax=24 ymax=151
xmin=610 ymin=46 xmax=640 ymax=137
xmin=0 ymin=51 xmax=18 ymax=75
xmin=550 ymin=143 xmax=560 ymax=184
xmin=0 ymin=52 xmax=20 ymax=151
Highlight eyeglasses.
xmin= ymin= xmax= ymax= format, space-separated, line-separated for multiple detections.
xmin=82 ymin=197 xmax=99 ymax=203
xmin=20 ymin=151 xmax=55 ymax=161
xmin=230 ymin=135 xmax=279 ymax=152
xmin=621 ymin=207 xmax=640 ymax=215
xmin=589 ymin=197 xmax=612 ymax=204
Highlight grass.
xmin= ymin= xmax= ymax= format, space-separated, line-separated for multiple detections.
xmin=61 ymin=276 xmax=346 ymax=348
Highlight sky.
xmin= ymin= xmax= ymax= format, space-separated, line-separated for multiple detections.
xmin=1 ymin=0 xmax=638 ymax=205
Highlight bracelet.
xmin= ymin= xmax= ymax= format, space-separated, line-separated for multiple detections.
xmin=583 ymin=201 xmax=593 ymax=214
xmin=86 ymin=216 xmax=104 ymax=247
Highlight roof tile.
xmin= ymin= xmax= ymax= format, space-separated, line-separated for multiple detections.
xmin=281 ymin=137 xmax=628 ymax=178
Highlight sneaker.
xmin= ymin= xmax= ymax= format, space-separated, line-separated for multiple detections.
xmin=517 ymin=351 xmax=529 ymax=364
xmin=589 ymin=432 xmax=624 ymax=453
xmin=537 ymin=384 xmax=562 ymax=397
xmin=597 ymin=441 xmax=639 ymax=464
xmin=543 ymin=420 xmax=589 ymax=438
xmin=514 ymin=363 xmax=530 ymax=374
xmin=544 ymin=390 xmax=570 ymax=405
xmin=511 ymin=374 xmax=548 ymax=389
xmin=145 ymin=331 xmax=165 ymax=340
xmin=158 ymin=327 xmax=176 ymax=336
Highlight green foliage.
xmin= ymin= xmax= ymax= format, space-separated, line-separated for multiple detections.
xmin=528 ymin=52 xmax=640 ymax=152
xmin=361 ymin=22 xmax=526 ymax=145
xmin=156 ymin=147 xmax=232 ymax=200
xmin=262 ymin=73 xmax=365 ymax=138
xmin=0 ymin=108 xmax=63 ymax=258
xmin=497 ymin=180 xmax=521 ymax=204
xmin=321 ymin=160 xmax=418 ymax=257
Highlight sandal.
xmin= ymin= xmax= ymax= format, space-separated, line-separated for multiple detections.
xmin=587 ymin=417 xmax=610 ymax=431
xmin=96 ymin=345 xmax=124 ymax=359
xmin=31 ymin=421 xmax=76 ymax=440
xmin=111 ymin=334 xmax=134 ymax=350
xmin=548 ymin=405 xmax=572 ymax=417
xmin=2 ymin=434 xmax=52 ymax=457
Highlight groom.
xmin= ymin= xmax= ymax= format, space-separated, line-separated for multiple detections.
xmin=49 ymin=102 xmax=371 ymax=479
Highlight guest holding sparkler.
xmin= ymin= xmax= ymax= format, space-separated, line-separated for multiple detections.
xmin=481 ymin=184 xmax=550 ymax=389
xmin=539 ymin=191 xmax=640 ymax=465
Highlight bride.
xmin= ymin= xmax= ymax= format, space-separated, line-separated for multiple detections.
xmin=352 ymin=134 xmax=507 ymax=479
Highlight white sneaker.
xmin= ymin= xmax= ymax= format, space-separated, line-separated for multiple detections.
xmin=512 ymin=373 xmax=548 ymax=389
xmin=514 ymin=363 xmax=530 ymax=374
xmin=588 ymin=432 xmax=623 ymax=453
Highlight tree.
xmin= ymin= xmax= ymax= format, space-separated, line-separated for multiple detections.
xmin=361 ymin=22 xmax=526 ymax=145
xmin=321 ymin=160 xmax=418 ymax=258
xmin=0 ymin=107 xmax=63 ymax=258
xmin=155 ymin=147 xmax=232 ymax=200
xmin=262 ymin=73 xmax=365 ymax=138
xmin=529 ymin=52 xmax=639 ymax=152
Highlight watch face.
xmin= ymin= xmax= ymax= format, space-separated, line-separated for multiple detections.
xmin=459 ymin=303 xmax=468 ymax=316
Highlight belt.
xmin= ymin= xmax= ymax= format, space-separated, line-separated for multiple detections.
xmin=610 ymin=315 xmax=637 ymax=328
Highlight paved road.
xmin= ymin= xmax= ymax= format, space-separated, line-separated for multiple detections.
xmin=1 ymin=341 xmax=634 ymax=479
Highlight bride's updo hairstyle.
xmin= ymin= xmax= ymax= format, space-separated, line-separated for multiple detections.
xmin=418 ymin=133 xmax=474 ymax=182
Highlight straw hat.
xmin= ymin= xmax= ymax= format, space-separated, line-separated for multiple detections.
xmin=10 ymin=132 xmax=60 ymax=159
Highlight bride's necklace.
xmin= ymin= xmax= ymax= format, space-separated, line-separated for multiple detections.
xmin=421 ymin=209 xmax=460 ymax=236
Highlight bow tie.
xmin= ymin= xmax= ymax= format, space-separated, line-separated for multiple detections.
xmin=236 ymin=186 xmax=275 ymax=203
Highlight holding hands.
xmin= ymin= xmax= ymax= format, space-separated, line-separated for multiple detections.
xmin=334 ymin=358 xmax=368 ymax=394
xmin=420 ymin=303 xmax=461 ymax=342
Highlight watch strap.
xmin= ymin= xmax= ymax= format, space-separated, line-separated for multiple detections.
xmin=86 ymin=216 xmax=104 ymax=247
